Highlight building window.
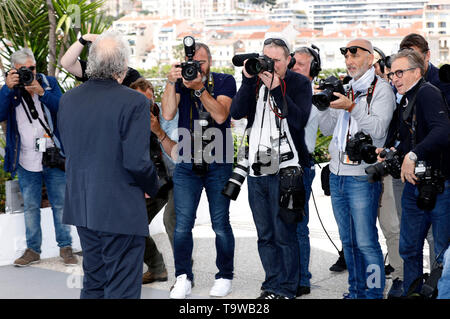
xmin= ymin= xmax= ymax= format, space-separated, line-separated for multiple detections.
xmin=439 ymin=22 xmax=446 ymax=28
xmin=427 ymin=22 xmax=434 ymax=28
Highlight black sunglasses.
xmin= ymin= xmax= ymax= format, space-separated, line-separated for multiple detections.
xmin=340 ymin=46 xmax=372 ymax=55
xmin=28 ymin=66 xmax=36 ymax=71
xmin=264 ymin=38 xmax=289 ymax=50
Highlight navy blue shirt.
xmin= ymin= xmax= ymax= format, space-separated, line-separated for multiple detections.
xmin=175 ymin=72 xmax=236 ymax=163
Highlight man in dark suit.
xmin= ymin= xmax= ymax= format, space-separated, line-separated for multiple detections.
xmin=58 ymin=32 xmax=159 ymax=299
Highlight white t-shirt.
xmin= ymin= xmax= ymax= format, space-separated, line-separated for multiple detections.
xmin=16 ymin=94 xmax=54 ymax=172
xmin=248 ymin=85 xmax=299 ymax=177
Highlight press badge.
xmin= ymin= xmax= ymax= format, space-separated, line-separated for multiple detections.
xmin=340 ymin=151 xmax=360 ymax=166
xmin=35 ymin=138 xmax=46 ymax=152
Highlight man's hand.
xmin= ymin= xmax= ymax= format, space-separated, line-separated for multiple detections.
xmin=401 ymin=156 xmax=418 ymax=185
xmin=25 ymin=78 xmax=44 ymax=96
xmin=167 ymin=63 xmax=182 ymax=84
xmin=5 ymin=69 xmax=19 ymax=89
xmin=329 ymin=92 xmax=353 ymax=110
xmin=150 ymin=113 xmax=164 ymax=138
xmin=82 ymin=33 xmax=98 ymax=43
xmin=258 ymin=71 xmax=280 ymax=90
xmin=182 ymin=70 xmax=204 ymax=91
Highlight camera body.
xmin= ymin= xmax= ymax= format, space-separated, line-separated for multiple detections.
xmin=245 ymin=55 xmax=275 ymax=76
xmin=365 ymin=149 xmax=403 ymax=183
xmin=345 ymin=131 xmax=378 ymax=164
xmin=180 ymin=36 xmax=201 ymax=81
xmin=414 ymin=161 xmax=445 ymax=211
xmin=192 ymin=110 xmax=214 ymax=176
xmin=251 ymin=148 xmax=276 ymax=176
xmin=42 ymin=147 xmax=65 ymax=171
xmin=312 ymin=76 xmax=346 ymax=111
xmin=150 ymin=133 xmax=173 ymax=199
xmin=6 ymin=66 xmax=35 ymax=88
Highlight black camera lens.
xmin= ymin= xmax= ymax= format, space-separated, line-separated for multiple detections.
xmin=365 ymin=163 xmax=386 ymax=183
xmin=245 ymin=56 xmax=274 ymax=76
xmin=222 ymin=163 xmax=249 ymax=200
xmin=182 ymin=63 xmax=198 ymax=81
xmin=16 ymin=66 xmax=35 ymax=87
xmin=417 ymin=184 xmax=438 ymax=211
xmin=312 ymin=89 xmax=333 ymax=111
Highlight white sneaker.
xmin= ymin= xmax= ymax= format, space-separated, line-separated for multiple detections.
xmin=169 ymin=274 xmax=192 ymax=299
xmin=209 ymin=278 xmax=232 ymax=297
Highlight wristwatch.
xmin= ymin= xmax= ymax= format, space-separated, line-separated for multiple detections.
xmin=194 ymin=87 xmax=206 ymax=98
xmin=408 ymin=151 xmax=418 ymax=162
xmin=78 ymin=36 xmax=88 ymax=46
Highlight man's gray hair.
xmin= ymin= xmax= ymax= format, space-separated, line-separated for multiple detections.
xmin=390 ymin=49 xmax=425 ymax=76
xmin=86 ymin=31 xmax=130 ymax=80
xmin=294 ymin=47 xmax=314 ymax=62
xmin=11 ymin=48 xmax=35 ymax=66
xmin=195 ymin=42 xmax=212 ymax=62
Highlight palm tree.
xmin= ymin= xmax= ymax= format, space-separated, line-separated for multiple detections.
xmin=0 ymin=0 xmax=109 ymax=77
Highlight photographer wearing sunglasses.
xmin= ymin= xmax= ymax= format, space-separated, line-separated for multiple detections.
xmin=317 ymin=38 xmax=396 ymax=299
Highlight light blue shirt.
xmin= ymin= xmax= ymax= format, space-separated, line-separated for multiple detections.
xmin=157 ymin=103 xmax=178 ymax=176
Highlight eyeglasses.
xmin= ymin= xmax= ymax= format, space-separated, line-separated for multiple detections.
xmin=340 ymin=46 xmax=372 ymax=55
xmin=264 ymin=38 xmax=289 ymax=50
xmin=387 ymin=68 xmax=416 ymax=80
xmin=27 ymin=66 xmax=36 ymax=71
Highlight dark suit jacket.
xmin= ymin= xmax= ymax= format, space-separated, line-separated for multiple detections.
xmin=58 ymin=78 xmax=159 ymax=237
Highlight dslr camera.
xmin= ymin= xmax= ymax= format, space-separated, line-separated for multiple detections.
xmin=251 ymin=147 xmax=277 ymax=176
xmin=42 ymin=147 xmax=66 ymax=171
xmin=149 ymin=102 xmax=173 ymax=199
xmin=312 ymin=76 xmax=346 ymax=111
xmin=414 ymin=161 xmax=445 ymax=211
xmin=6 ymin=66 xmax=35 ymax=88
xmin=244 ymin=55 xmax=275 ymax=76
xmin=365 ymin=149 xmax=403 ymax=183
xmin=179 ymin=36 xmax=201 ymax=81
xmin=345 ymin=131 xmax=378 ymax=164
xmin=192 ymin=110 xmax=214 ymax=176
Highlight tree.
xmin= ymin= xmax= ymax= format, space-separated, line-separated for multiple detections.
xmin=0 ymin=0 xmax=110 ymax=79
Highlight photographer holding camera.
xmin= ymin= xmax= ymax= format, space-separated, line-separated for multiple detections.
xmin=130 ymin=78 xmax=178 ymax=285
xmin=231 ymin=37 xmax=312 ymax=299
xmin=380 ymin=49 xmax=450 ymax=297
xmin=161 ymin=37 xmax=237 ymax=299
xmin=0 ymin=48 xmax=77 ymax=267
xmin=317 ymin=39 xmax=396 ymax=299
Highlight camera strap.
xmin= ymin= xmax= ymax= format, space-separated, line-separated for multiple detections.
xmin=188 ymin=73 xmax=215 ymax=132
xmin=20 ymin=90 xmax=60 ymax=150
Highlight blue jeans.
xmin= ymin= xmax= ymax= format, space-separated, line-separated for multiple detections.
xmin=296 ymin=164 xmax=315 ymax=287
xmin=248 ymin=175 xmax=299 ymax=298
xmin=173 ymin=162 xmax=234 ymax=282
xmin=438 ymin=244 xmax=450 ymax=299
xmin=400 ymin=180 xmax=450 ymax=296
xmin=17 ymin=165 xmax=72 ymax=254
xmin=329 ymin=173 xmax=385 ymax=299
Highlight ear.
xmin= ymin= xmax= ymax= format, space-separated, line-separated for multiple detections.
xmin=425 ymin=50 xmax=431 ymax=63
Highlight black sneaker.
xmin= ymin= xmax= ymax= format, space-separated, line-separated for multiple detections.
xmin=387 ymin=278 xmax=404 ymax=299
xmin=329 ymin=250 xmax=347 ymax=272
xmin=275 ymin=294 xmax=293 ymax=299
xmin=385 ymin=264 xmax=395 ymax=276
xmin=257 ymin=291 xmax=277 ymax=299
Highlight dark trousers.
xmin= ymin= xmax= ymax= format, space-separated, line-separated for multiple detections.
xmin=77 ymin=226 xmax=146 ymax=299
xmin=144 ymin=189 xmax=176 ymax=273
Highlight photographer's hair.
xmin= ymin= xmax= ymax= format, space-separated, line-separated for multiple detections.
xmin=130 ymin=77 xmax=154 ymax=93
xmin=194 ymin=42 xmax=212 ymax=62
xmin=294 ymin=47 xmax=314 ymax=62
xmin=390 ymin=49 xmax=425 ymax=76
xmin=264 ymin=40 xmax=290 ymax=58
xmin=400 ymin=33 xmax=429 ymax=54
xmin=11 ymin=48 xmax=36 ymax=66
xmin=86 ymin=31 xmax=130 ymax=80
